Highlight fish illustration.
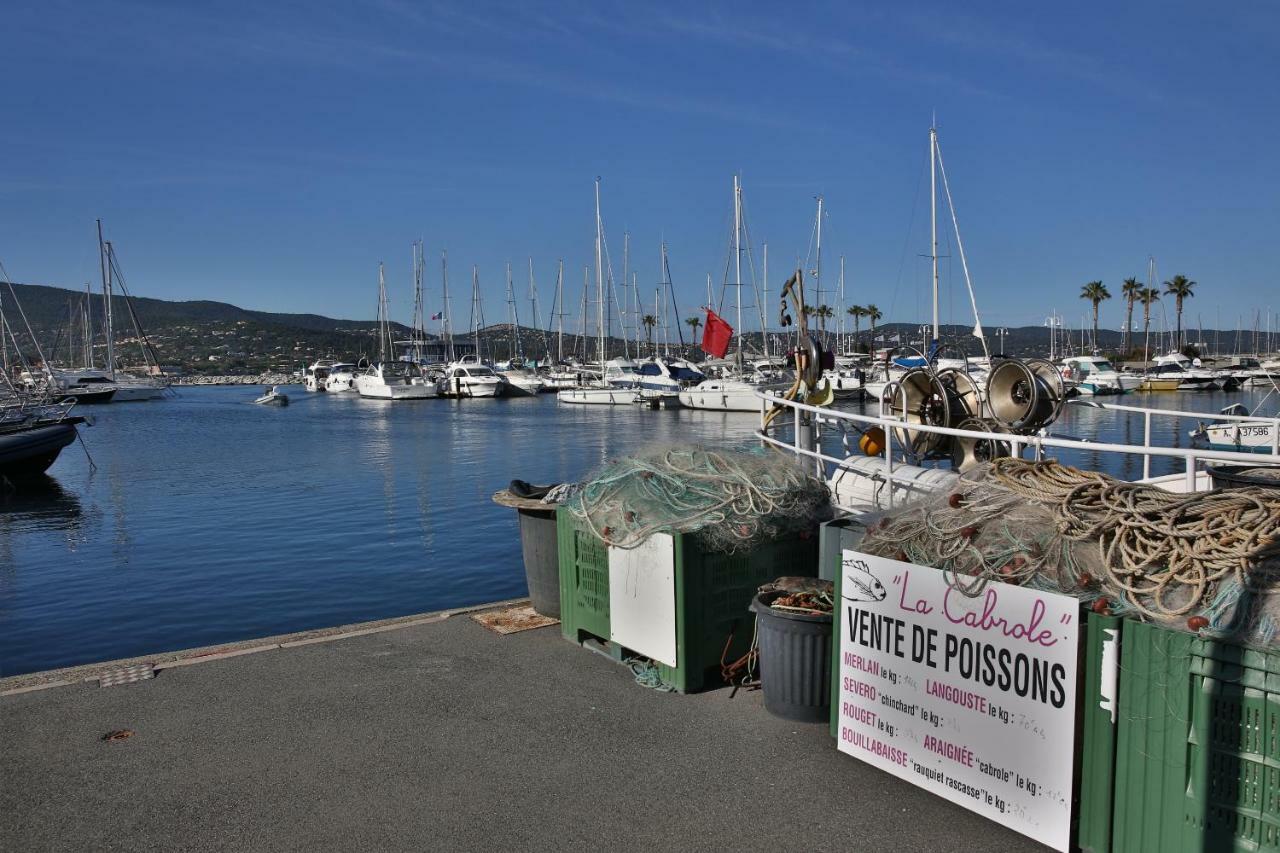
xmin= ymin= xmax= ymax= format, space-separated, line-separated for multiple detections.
xmin=842 ymin=558 xmax=887 ymax=602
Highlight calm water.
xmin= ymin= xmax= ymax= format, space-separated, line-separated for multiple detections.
xmin=0 ymin=384 xmax=1272 ymax=676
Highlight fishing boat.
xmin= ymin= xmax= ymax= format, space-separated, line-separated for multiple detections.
xmin=1060 ymin=355 xmax=1126 ymax=395
xmin=1191 ymin=404 xmax=1279 ymax=453
xmin=254 ymin=386 xmax=289 ymax=406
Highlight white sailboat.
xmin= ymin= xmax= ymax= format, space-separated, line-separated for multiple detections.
xmin=497 ymin=262 xmax=544 ymax=396
xmin=354 ymin=264 xmax=437 ymax=400
xmin=558 ymin=178 xmax=638 ymax=406
xmin=680 ymin=175 xmax=788 ymax=412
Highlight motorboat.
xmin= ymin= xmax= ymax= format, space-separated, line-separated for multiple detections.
xmin=497 ymin=361 xmax=546 ymax=397
xmin=441 ymin=358 xmax=506 ymax=398
xmin=678 ymin=376 xmax=791 ymax=412
xmin=1144 ymin=353 xmax=1223 ymax=391
xmin=303 ymin=359 xmax=338 ymax=392
xmin=634 ymin=357 xmax=704 ymax=405
xmin=46 ymin=368 xmax=166 ymax=402
xmin=354 ymin=361 xmax=439 ymax=400
xmin=254 ymin=386 xmax=289 ymax=406
xmin=1060 ymin=356 xmax=1125 ymax=396
xmin=323 ymin=363 xmax=359 ymax=392
xmin=1218 ymin=356 xmax=1280 ymax=388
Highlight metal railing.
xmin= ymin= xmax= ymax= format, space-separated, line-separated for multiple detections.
xmin=755 ymin=391 xmax=1279 ymax=513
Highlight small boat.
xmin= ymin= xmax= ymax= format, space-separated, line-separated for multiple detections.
xmin=254 ymin=387 xmax=289 ymax=406
xmin=1143 ymin=353 xmax=1221 ymax=391
xmin=1191 ymin=405 xmax=1279 ymax=453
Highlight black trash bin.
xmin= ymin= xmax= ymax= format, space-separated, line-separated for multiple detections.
xmin=492 ymin=490 xmax=561 ymax=618
xmin=750 ymin=591 xmax=832 ymax=723
xmin=1207 ymin=464 xmax=1280 ymax=491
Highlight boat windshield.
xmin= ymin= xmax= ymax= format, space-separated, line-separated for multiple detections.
xmin=468 ymin=367 xmax=495 ymax=377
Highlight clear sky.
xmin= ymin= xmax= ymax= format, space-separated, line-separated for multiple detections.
xmin=3 ymin=1 xmax=1278 ymax=335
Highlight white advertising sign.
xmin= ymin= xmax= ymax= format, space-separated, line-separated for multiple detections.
xmin=837 ymin=550 xmax=1079 ymax=851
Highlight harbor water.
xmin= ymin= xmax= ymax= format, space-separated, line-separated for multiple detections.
xmin=0 ymin=385 xmax=1272 ymax=676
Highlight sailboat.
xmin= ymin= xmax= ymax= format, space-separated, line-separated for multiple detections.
xmin=441 ymin=266 xmax=507 ymax=398
xmin=861 ymin=125 xmax=991 ymax=405
xmin=497 ymin=262 xmax=545 ymax=396
xmin=42 ymin=222 xmax=168 ymax=402
xmin=354 ymin=263 xmax=438 ymax=400
xmin=679 ymin=175 xmax=789 ymax=412
xmin=558 ymin=179 xmax=640 ymax=405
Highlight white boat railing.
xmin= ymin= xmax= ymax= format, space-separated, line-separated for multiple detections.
xmin=1068 ymin=399 xmax=1280 ymax=473
xmin=754 ymin=391 xmax=1279 ymax=513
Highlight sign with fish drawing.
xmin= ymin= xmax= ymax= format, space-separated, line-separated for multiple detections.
xmin=836 ymin=550 xmax=1079 ymax=851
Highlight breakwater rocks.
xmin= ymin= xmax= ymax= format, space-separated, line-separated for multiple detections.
xmin=171 ymin=373 xmax=294 ymax=387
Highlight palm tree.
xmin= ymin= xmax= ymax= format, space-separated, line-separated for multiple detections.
xmin=1079 ymin=281 xmax=1111 ymax=353
xmin=815 ymin=305 xmax=834 ymax=345
xmin=1121 ymin=277 xmax=1141 ymax=354
xmin=685 ymin=316 xmax=702 ymax=350
xmin=1162 ymin=274 xmax=1196 ymax=350
xmin=641 ymin=314 xmax=657 ymax=355
xmin=846 ymin=305 xmax=865 ymax=350
xmin=1138 ymin=287 xmax=1159 ymax=362
xmin=865 ymin=305 xmax=882 ymax=352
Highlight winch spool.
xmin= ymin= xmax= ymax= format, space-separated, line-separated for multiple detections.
xmin=936 ymin=367 xmax=983 ymax=422
xmin=950 ymin=417 xmax=1011 ymax=472
xmin=986 ymin=359 xmax=1056 ymax=433
xmin=884 ymin=368 xmax=952 ymax=457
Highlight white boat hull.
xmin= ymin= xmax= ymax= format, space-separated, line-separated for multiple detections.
xmin=678 ymin=382 xmax=778 ymax=413
xmin=557 ymin=387 xmax=636 ymax=405
xmin=441 ymin=379 xmax=504 ymax=398
xmin=502 ymin=375 xmax=545 ymax=396
xmin=111 ymin=383 xmax=167 ymax=401
xmin=1198 ymin=421 xmax=1278 ymax=452
xmin=354 ymin=378 xmax=437 ymax=399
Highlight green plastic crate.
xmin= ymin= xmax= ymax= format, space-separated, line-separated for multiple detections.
xmin=556 ymin=507 xmax=818 ymax=693
xmin=1108 ymin=619 xmax=1280 ymax=852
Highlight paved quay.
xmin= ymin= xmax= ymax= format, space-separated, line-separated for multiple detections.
xmin=1 ymin=604 xmax=1044 ymax=852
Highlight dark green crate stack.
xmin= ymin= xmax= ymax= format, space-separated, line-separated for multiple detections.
xmin=1080 ymin=617 xmax=1280 ymax=852
xmin=556 ymin=507 xmax=818 ymax=693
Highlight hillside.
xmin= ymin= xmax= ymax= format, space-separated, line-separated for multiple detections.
xmin=1 ymin=281 xmax=1255 ymax=374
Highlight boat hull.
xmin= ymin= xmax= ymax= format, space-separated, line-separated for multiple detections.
xmin=112 ymin=383 xmax=166 ymax=401
xmin=0 ymin=422 xmax=78 ymax=479
xmin=557 ymin=387 xmax=635 ymax=405
xmin=355 ymin=380 xmax=438 ymax=399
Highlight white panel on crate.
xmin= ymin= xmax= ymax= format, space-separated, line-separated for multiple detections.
xmin=608 ymin=533 xmax=677 ymax=667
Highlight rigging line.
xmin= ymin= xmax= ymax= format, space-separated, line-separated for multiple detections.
xmin=890 ymin=144 xmax=929 ymax=325
xmin=934 ymin=139 xmax=991 ymax=359
xmin=0 ymin=262 xmax=50 ymax=369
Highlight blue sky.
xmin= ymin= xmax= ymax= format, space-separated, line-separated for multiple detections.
xmin=3 ymin=1 xmax=1278 ymax=335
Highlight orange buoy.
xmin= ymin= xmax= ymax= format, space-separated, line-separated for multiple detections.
xmin=859 ymin=427 xmax=886 ymax=456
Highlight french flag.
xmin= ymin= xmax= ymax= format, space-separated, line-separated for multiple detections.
xmin=431 ymin=312 xmax=443 ymax=320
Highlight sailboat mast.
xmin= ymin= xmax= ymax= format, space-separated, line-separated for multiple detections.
xmin=762 ymin=241 xmax=769 ymax=359
xmin=441 ymin=250 xmax=455 ymax=363
xmin=594 ymin=178 xmax=605 ymax=365
xmin=411 ymin=241 xmax=424 ymax=363
xmin=506 ymin=261 xmax=522 ymax=360
xmin=555 ymin=260 xmax=565 ymax=363
xmin=84 ymin=283 xmax=93 ymax=367
xmin=97 ymin=221 xmax=116 ymax=379
xmin=733 ymin=175 xmax=744 ymax=366
xmin=930 ymin=125 xmax=940 ymax=348
xmin=471 ymin=265 xmax=482 ymax=361
xmin=839 ymin=254 xmax=846 ymax=355
xmin=814 ymin=194 xmax=824 ymax=324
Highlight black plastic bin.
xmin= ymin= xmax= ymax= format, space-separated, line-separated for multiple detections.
xmin=750 ymin=592 xmax=832 ymax=723
xmin=493 ymin=489 xmax=561 ymax=619
xmin=1207 ymin=464 xmax=1280 ymax=491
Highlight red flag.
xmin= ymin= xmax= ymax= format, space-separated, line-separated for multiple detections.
xmin=701 ymin=308 xmax=733 ymax=358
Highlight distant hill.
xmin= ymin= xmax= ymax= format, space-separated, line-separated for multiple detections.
xmin=1 ymin=281 xmax=1262 ymax=373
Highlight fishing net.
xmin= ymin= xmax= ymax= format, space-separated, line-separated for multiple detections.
xmin=859 ymin=458 xmax=1280 ymax=646
xmin=566 ymin=444 xmax=832 ymax=553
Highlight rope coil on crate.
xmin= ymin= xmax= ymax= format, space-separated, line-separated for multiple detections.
xmin=860 ymin=458 xmax=1280 ymax=631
